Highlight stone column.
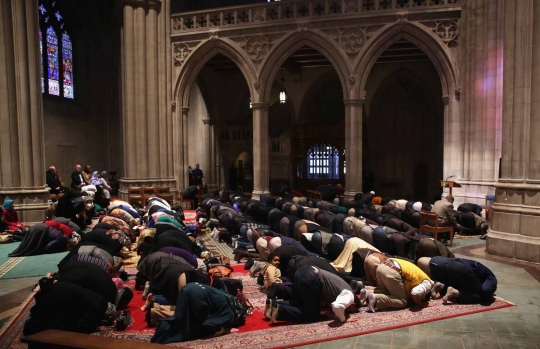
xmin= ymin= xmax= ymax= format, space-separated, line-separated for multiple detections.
xmin=487 ymin=0 xmax=540 ymax=263
xmin=202 ymin=118 xmax=212 ymax=188
xmin=344 ymin=99 xmax=363 ymax=199
xmin=455 ymin=0 xmax=504 ymax=205
xmin=252 ymin=103 xmax=270 ymax=199
xmin=182 ymin=107 xmax=190 ymax=188
xmin=146 ymin=0 xmax=159 ymax=177
xmin=0 ymin=0 xmax=49 ymax=224
xmin=119 ymin=0 xmax=175 ymax=198
xmin=122 ymin=2 xmax=136 ymax=179
xmin=210 ymin=122 xmax=217 ymax=191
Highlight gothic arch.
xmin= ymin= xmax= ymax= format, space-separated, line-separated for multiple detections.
xmin=354 ymin=22 xmax=457 ymax=97
xmin=174 ymin=38 xmax=257 ymax=107
xmin=258 ymin=30 xmax=352 ymax=103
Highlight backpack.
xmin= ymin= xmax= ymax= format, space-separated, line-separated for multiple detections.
xmin=223 ymin=289 xmax=253 ymax=327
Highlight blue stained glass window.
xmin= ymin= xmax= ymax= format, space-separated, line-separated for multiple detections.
xmin=62 ymin=33 xmax=73 ymax=99
xmin=39 ymin=0 xmax=73 ymax=99
xmin=307 ymin=144 xmax=340 ymax=180
xmin=46 ymin=26 xmax=59 ymax=96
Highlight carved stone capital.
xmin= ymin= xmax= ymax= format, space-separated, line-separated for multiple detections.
xmin=171 ymin=101 xmax=177 ymax=112
xmin=454 ymin=88 xmax=461 ymax=101
xmin=181 ymin=107 xmax=190 ymax=116
xmin=254 ymin=80 xmax=260 ymax=90
xmin=147 ymin=0 xmax=160 ymax=10
xmin=349 ymin=75 xmax=356 ymax=86
xmin=202 ymin=118 xmax=212 ymax=125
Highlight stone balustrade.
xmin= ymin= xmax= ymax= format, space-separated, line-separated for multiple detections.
xmin=172 ymin=0 xmax=459 ymax=33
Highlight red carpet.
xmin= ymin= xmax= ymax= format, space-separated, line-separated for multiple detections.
xmin=0 ymin=264 xmax=514 ymax=349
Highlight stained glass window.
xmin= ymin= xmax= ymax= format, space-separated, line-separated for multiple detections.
xmin=39 ymin=0 xmax=73 ymax=99
xmin=62 ymin=33 xmax=73 ymax=98
xmin=307 ymin=144 xmax=340 ymax=180
xmin=46 ymin=26 xmax=59 ymax=96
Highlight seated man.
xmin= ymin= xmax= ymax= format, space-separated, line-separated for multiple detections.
xmin=267 ymin=265 xmax=358 ymax=323
xmin=46 ymin=166 xmax=64 ymax=198
xmin=417 ymin=256 xmax=497 ymax=304
xmin=431 ymin=195 xmax=460 ymax=232
xmin=360 ymin=258 xmax=433 ymax=312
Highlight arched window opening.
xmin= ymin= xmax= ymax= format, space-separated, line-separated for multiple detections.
xmin=307 ymin=144 xmax=340 ymax=180
xmin=39 ymin=0 xmax=74 ymax=99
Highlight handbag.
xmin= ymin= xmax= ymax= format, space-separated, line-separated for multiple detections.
xmin=207 ymin=265 xmax=233 ymax=279
xmin=0 ymin=232 xmax=13 ymax=244
xmin=213 ymin=278 xmax=243 ymax=296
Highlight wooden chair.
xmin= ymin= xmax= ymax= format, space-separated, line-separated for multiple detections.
xmin=141 ymin=186 xmax=156 ymax=208
xmin=419 ymin=211 xmax=455 ymax=247
xmin=127 ymin=186 xmax=143 ymax=207
xmin=156 ymin=186 xmax=173 ymax=205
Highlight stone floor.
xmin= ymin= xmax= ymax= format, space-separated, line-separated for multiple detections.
xmin=1 ymin=238 xmax=539 ymax=349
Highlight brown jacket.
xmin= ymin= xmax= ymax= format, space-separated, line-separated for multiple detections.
xmin=431 ymin=199 xmax=457 ymax=228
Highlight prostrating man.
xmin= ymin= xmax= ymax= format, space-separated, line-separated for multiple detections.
xmin=417 ymin=256 xmax=497 ymax=304
xmin=266 ymin=265 xmax=358 ymax=323
xmin=360 ymin=258 xmax=433 ymax=312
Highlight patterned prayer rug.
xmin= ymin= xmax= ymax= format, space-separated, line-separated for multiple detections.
xmin=0 ymin=266 xmax=514 ymax=349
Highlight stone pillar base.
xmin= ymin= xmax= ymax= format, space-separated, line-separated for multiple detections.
xmin=487 ymin=231 xmax=540 ymax=264
xmin=486 ymin=181 xmax=540 ymax=263
xmin=343 ymin=190 xmax=356 ymax=201
xmin=0 ymin=189 xmax=50 ymax=225
xmin=251 ymin=189 xmax=271 ymax=201
xmin=118 ymin=177 xmax=177 ymax=201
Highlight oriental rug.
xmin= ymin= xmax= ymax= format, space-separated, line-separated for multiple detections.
xmin=0 ymin=267 xmax=514 ymax=349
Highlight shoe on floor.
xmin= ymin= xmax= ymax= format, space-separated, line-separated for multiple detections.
xmin=244 ymin=257 xmax=254 ymax=270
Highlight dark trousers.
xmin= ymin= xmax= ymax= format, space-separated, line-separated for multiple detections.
xmin=447 ymin=259 xmax=493 ymax=304
xmin=275 ymin=266 xmax=321 ymax=323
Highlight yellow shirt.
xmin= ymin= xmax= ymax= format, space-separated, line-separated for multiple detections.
xmin=261 ymin=264 xmax=282 ymax=288
xmin=391 ymin=258 xmax=431 ymax=297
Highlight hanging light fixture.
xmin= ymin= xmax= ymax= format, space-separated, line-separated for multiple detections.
xmin=279 ymin=69 xmax=286 ymax=104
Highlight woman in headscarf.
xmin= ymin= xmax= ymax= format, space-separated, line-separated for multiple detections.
xmin=151 ymin=283 xmax=235 ymax=344
xmin=2 ymin=199 xmax=27 ymax=232
xmin=9 ymin=223 xmax=76 ymax=257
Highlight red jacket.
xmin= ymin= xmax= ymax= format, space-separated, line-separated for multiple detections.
xmin=2 ymin=208 xmax=26 ymax=231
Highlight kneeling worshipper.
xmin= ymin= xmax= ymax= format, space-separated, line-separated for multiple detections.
xmin=417 ymin=256 xmax=497 ymax=304
xmin=23 ymin=277 xmax=109 ymax=336
xmin=359 ymin=258 xmax=433 ymax=312
xmin=151 ymin=283 xmax=237 ymax=344
xmin=331 ymin=237 xmax=380 ymax=274
xmin=414 ymin=237 xmax=455 ymax=261
xmin=267 ymin=265 xmax=358 ymax=323
xmin=2 ymin=199 xmax=28 ymax=234
xmin=58 ymin=261 xmax=133 ymax=311
xmin=9 ymin=222 xmax=78 ymax=257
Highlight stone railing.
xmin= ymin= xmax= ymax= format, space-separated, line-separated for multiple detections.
xmin=172 ymin=0 xmax=459 ymax=33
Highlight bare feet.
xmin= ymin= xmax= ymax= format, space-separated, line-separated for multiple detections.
xmin=366 ymin=293 xmax=376 ymax=313
xmin=442 ymin=286 xmax=459 ymax=304
xmin=431 ymin=282 xmax=445 ymax=299
xmin=141 ymin=293 xmax=155 ymax=312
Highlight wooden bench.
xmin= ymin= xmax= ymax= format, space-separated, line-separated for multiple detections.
xmin=22 ymin=329 xmax=172 ymax=349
